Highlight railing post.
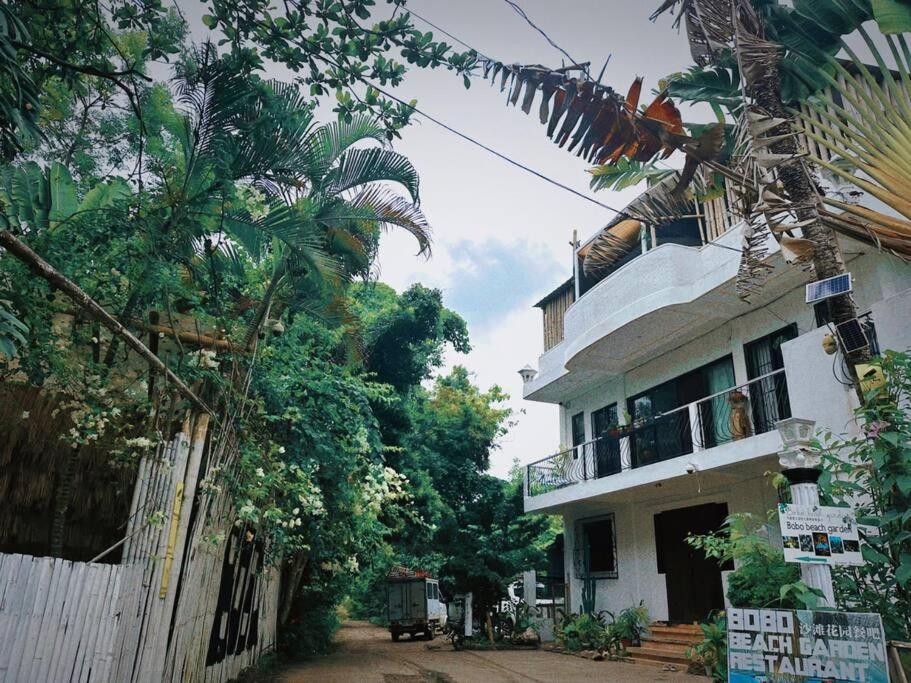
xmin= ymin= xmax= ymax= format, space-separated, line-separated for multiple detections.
xmin=620 ymin=436 xmax=632 ymax=471
xmin=580 ymin=444 xmax=588 ymax=481
xmin=688 ymin=402 xmax=704 ymax=452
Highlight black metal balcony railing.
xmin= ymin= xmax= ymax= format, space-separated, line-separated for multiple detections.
xmin=525 ymin=369 xmax=791 ymax=497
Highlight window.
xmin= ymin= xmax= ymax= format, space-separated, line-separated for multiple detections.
xmin=626 ymin=355 xmax=734 ymax=466
xmin=744 ymin=325 xmax=796 ymax=433
xmin=574 ymin=514 xmax=617 ymax=579
xmin=571 ymin=412 xmax=586 ymax=447
xmin=591 ymin=404 xmax=621 ymax=477
xmin=427 ymin=583 xmax=433 ymax=600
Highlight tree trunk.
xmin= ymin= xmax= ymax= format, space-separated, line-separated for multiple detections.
xmin=243 ymin=262 xmax=285 ymax=350
xmin=0 ymin=230 xmax=210 ymax=413
xmin=279 ymin=554 xmax=309 ymax=626
xmin=742 ymin=16 xmax=871 ymax=398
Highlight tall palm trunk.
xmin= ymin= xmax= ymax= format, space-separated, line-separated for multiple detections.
xmin=749 ymin=66 xmax=861 ymax=334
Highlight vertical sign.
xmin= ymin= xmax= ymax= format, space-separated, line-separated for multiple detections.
xmin=727 ymin=608 xmax=889 ymax=682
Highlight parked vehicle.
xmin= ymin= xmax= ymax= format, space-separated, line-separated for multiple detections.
xmin=386 ymin=566 xmax=446 ymax=641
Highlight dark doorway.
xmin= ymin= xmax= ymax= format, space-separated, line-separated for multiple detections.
xmin=654 ymin=502 xmax=730 ymax=623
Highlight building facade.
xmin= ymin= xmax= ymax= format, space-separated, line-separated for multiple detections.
xmin=521 ymin=190 xmax=911 ymax=625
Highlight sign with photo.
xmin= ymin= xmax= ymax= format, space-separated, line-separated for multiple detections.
xmin=777 ymin=503 xmax=864 ymax=566
xmin=728 ymin=608 xmax=889 ymax=682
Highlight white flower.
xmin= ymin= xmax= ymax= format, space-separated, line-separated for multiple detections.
xmin=255 ymin=467 xmax=265 ymax=478
xmin=21 ymin=411 xmax=29 ymax=419
xmin=278 ymin=446 xmax=286 ymax=454
xmin=292 ymin=507 xmax=300 ymax=515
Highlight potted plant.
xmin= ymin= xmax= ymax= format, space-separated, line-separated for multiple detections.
xmin=685 ymin=611 xmax=727 ymax=681
xmin=614 ymin=602 xmax=649 ymax=648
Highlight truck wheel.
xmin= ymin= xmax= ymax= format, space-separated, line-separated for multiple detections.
xmin=391 ymin=632 xmax=400 ymax=642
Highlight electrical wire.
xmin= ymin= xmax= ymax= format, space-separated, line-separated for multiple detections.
xmin=502 ymin=0 xmax=588 ymax=76
xmin=406 ymin=7 xmax=493 ymax=61
xmin=321 ymin=14 xmax=756 ymax=247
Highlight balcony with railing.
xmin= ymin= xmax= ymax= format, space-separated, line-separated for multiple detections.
xmin=525 ymin=369 xmax=790 ymax=498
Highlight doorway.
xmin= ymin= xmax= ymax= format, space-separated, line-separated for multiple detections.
xmin=653 ymin=503 xmax=730 ymax=623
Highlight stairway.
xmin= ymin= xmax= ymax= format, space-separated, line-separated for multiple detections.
xmin=622 ymin=623 xmax=702 ymax=671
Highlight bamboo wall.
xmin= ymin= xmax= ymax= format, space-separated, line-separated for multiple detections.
xmin=0 ymin=554 xmax=122 ymax=682
xmin=0 ymin=413 xmax=280 ymax=682
xmin=541 ymin=286 xmax=574 ymax=352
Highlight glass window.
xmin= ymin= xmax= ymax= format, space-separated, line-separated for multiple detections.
xmin=427 ymin=583 xmax=433 ymax=600
xmin=571 ymin=412 xmax=585 ymax=447
xmin=574 ymin=514 xmax=617 ymax=578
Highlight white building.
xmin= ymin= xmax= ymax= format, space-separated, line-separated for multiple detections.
xmin=521 ymin=182 xmax=911 ymax=627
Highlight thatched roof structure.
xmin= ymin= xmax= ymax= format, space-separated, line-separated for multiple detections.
xmin=0 ymin=383 xmax=140 ymax=562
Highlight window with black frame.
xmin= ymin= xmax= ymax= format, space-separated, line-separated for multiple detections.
xmin=574 ymin=514 xmax=618 ymax=579
xmin=627 ymin=355 xmax=735 ymax=466
xmin=591 ymin=403 xmax=621 ymax=477
xmin=744 ymin=325 xmax=796 ymax=434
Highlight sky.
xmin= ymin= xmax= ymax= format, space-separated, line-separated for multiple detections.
xmin=182 ymin=0 xmax=703 ymax=477
xmin=365 ymin=1 xmax=700 ymax=477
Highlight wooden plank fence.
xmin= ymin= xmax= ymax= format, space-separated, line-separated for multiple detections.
xmin=0 ymin=411 xmax=280 ymax=682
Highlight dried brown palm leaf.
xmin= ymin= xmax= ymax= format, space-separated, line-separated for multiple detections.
xmin=479 ymin=59 xmax=686 ymax=165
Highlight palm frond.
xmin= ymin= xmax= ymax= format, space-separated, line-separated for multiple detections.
xmin=589 ymin=158 xmax=675 ymax=192
xmin=305 ymin=114 xmax=388 ymax=182
xmin=794 ymin=33 xmax=911 ymax=258
xmin=322 ymin=147 xmax=421 ymax=202
xmin=329 ymin=186 xmax=431 ymax=256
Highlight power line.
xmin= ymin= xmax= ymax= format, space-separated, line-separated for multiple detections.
xmin=502 ymin=0 xmax=588 ymax=76
xmin=406 ymin=7 xmax=493 ymax=62
xmin=314 ymin=53 xmax=626 ymax=216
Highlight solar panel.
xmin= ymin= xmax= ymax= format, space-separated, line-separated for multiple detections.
xmin=806 ymin=273 xmax=853 ymax=304
xmin=836 ymin=318 xmax=870 ymax=354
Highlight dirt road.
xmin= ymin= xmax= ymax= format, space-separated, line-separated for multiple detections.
xmin=274 ymin=621 xmax=702 ymax=683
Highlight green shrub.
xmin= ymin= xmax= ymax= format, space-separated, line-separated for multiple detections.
xmin=686 ymin=612 xmax=727 ymax=682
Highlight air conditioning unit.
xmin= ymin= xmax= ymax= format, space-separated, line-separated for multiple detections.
xmin=835 ymin=318 xmax=870 ymax=354
xmin=806 ymin=273 xmax=853 ymax=304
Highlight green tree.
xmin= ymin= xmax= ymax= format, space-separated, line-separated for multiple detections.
xmin=817 ymin=350 xmax=911 ymax=640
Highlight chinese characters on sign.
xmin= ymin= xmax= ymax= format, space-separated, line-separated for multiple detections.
xmin=728 ymin=608 xmax=890 ymax=683
xmin=778 ymin=503 xmax=864 ymax=566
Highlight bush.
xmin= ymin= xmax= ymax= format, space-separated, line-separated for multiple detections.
xmin=279 ymin=594 xmax=341 ymax=659
xmin=687 ymin=511 xmax=820 ymax=609
xmin=556 ymin=611 xmax=609 ymax=651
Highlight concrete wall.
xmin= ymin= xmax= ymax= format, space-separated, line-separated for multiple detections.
xmin=556 ymin=250 xmax=911 ymax=447
xmin=872 ymin=286 xmax=911 ymax=353
xmin=561 ymin=475 xmax=779 ymax=622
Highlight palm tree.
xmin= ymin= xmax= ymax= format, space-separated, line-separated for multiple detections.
xmin=229 ymin=113 xmax=432 ymax=349
xmin=651 ymin=0 xmax=874 ymax=373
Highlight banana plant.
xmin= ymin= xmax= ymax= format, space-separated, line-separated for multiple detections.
xmin=0 ymin=160 xmax=129 ymax=233
xmin=0 ymin=298 xmax=27 ymax=358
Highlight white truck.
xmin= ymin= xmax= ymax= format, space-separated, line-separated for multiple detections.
xmin=386 ymin=567 xmax=446 ymax=641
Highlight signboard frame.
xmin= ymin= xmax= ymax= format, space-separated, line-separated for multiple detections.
xmin=727 ymin=607 xmax=890 ymax=683
xmin=777 ymin=503 xmax=864 ymax=567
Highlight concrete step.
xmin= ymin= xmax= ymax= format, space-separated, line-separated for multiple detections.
xmin=625 ymin=644 xmax=692 ymax=665
xmin=649 ymin=622 xmax=702 ymax=634
xmin=646 ymin=634 xmax=703 ymax=647
xmin=636 ymin=640 xmax=691 ymax=655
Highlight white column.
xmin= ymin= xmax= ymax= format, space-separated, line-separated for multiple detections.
xmin=523 ymin=570 xmax=537 ymax=608
xmin=464 ymin=592 xmax=473 ymax=637
xmin=688 ymin=402 xmax=704 ymax=452
xmin=790 ymin=481 xmax=836 ymax=607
